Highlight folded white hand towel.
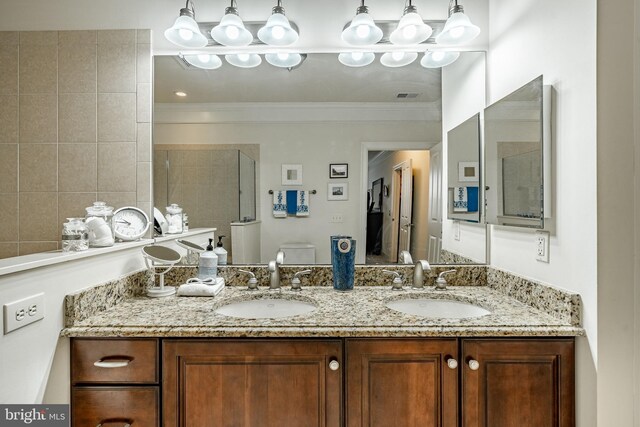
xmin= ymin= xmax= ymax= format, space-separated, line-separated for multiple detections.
xmin=177 ymin=277 xmax=225 ymax=297
xmin=453 ymin=186 xmax=468 ymax=212
xmin=273 ymin=190 xmax=287 ymax=218
xmin=296 ymin=190 xmax=309 ymax=217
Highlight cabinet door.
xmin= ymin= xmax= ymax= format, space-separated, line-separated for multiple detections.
xmin=163 ymin=339 xmax=342 ymax=427
xmin=462 ymin=339 xmax=575 ymax=427
xmin=346 ymin=339 xmax=459 ymax=427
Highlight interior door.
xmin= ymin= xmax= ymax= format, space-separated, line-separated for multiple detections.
xmin=427 ymin=144 xmax=443 ymax=263
xmin=398 ymin=159 xmax=413 ymax=254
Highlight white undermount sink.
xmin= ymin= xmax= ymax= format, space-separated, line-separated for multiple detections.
xmin=215 ymin=298 xmax=317 ymax=319
xmin=386 ymin=298 xmax=491 ymax=319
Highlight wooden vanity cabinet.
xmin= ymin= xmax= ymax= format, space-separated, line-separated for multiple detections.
xmin=162 ymin=339 xmax=343 ymax=427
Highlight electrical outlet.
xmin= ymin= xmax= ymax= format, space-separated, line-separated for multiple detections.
xmin=330 ymin=213 xmax=344 ymax=223
xmin=535 ymin=231 xmax=550 ymax=262
xmin=3 ymin=293 xmax=45 ymax=334
xmin=453 ymin=221 xmax=461 ymax=241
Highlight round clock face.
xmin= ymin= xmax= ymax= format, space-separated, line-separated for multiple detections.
xmin=113 ymin=207 xmax=150 ymax=241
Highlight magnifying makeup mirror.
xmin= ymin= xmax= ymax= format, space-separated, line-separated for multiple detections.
xmin=142 ymin=245 xmax=181 ymax=297
xmin=176 ymin=239 xmax=205 ymax=265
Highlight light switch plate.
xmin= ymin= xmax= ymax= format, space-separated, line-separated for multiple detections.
xmin=453 ymin=221 xmax=461 ymax=241
xmin=330 ymin=213 xmax=344 ymax=223
xmin=535 ymin=231 xmax=550 ymax=263
xmin=3 ymin=293 xmax=45 ymax=334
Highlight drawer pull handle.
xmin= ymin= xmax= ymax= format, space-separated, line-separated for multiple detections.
xmin=468 ymin=359 xmax=480 ymax=370
xmin=97 ymin=418 xmax=133 ymax=427
xmin=329 ymin=359 xmax=340 ymax=371
xmin=445 ymin=356 xmax=458 ymax=370
xmin=93 ymin=356 xmax=133 ymax=368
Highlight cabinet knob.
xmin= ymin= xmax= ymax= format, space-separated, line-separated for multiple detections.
xmin=445 ymin=357 xmax=458 ymax=370
xmin=468 ymin=359 xmax=480 ymax=370
xmin=329 ymin=359 xmax=340 ymax=371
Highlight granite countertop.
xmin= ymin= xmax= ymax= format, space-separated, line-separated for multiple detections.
xmin=63 ymin=285 xmax=583 ymax=338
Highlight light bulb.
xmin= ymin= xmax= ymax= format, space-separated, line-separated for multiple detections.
xmin=272 ymin=25 xmax=285 ymax=40
xmin=402 ymin=25 xmax=417 ymax=39
xmin=356 ymin=24 xmax=370 ymax=39
xmin=237 ymin=53 xmax=250 ymax=62
xmin=178 ymin=29 xmax=194 ymax=41
xmin=450 ymin=26 xmax=465 ymax=39
xmin=277 ymin=52 xmax=290 ymax=61
xmin=225 ymin=25 xmax=240 ymax=40
xmin=352 ymin=52 xmax=364 ymax=61
xmin=432 ymin=51 xmax=445 ymax=61
xmin=392 ymin=51 xmax=405 ymax=61
xmin=197 ymin=54 xmax=210 ymax=63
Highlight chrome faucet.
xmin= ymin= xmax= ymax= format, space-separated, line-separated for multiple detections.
xmin=291 ymin=269 xmax=312 ymax=291
xmin=382 ymin=270 xmax=403 ymax=291
xmin=435 ymin=270 xmax=456 ymax=290
xmin=268 ymin=250 xmax=285 ymax=290
xmin=411 ymin=260 xmax=431 ymax=289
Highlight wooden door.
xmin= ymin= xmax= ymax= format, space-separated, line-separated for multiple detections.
xmin=346 ymin=338 xmax=458 ymax=427
xmin=427 ymin=143 xmax=443 ymax=263
xmin=462 ymin=339 xmax=575 ymax=427
xmin=163 ymin=339 xmax=342 ymax=427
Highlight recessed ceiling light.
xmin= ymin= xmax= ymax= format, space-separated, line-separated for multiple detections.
xmin=175 ymin=91 xmax=187 ymax=97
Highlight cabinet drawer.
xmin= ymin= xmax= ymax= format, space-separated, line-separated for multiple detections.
xmin=71 ymin=338 xmax=159 ymax=384
xmin=72 ymin=387 xmax=159 ymax=427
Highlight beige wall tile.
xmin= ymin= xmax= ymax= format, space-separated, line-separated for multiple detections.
xmin=19 ymin=241 xmax=58 ymax=255
xmin=19 ymin=44 xmax=57 ymax=94
xmin=58 ymin=192 xmax=96 ymax=226
xmin=97 ymin=93 xmax=135 ymax=142
xmin=0 ymin=44 xmax=18 ymax=95
xmin=97 ymin=143 xmax=136 ymax=192
xmin=137 ymin=122 xmax=151 ymax=162
xmin=19 ymin=192 xmax=58 ymax=241
xmin=136 ymin=83 xmax=151 ymax=122
xmin=0 ymin=32 xmax=19 ymax=44
xmin=19 ymin=144 xmax=57 ymax=192
xmin=58 ymin=144 xmax=97 ymax=192
xmin=59 ymin=43 xmax=97 ymax=94
xmin=19 ymin=94 xmax=57 ymax=143
xmin=136 ymin=30 xmax=151 ymax=44
xmin=97 ymin=192 xmax=136 ymax=209
xmin=136 ymin=43 xmax=151 ymax=84
xmin=58 ymin=93 xmax=97 ymax=142
xmin=58 ymin=30 xmax=97 ymax=45
xmin=0 ymin=193 xmax=18 ymax=241
xmin=98 ymin=30 xmax=135 ymax=45
xmin=0 ymin=95 xmax=18 ymax=142
xmin=0 ymin=242 xmax=18 ymax=259
xmin=153 ymin=151 xmax=167 ymax=209
xmin=98 ymin=43 xmax=135 ymax=93
xmin=136 ymin=161 xmax=151 ymax=202
xmin=20 ymin=31 xmax=58 ymax=45
xmin=0 ymin=144 xmax=17 ymax=192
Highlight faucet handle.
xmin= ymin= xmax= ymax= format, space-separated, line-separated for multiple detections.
xmin=238 ymin=269 xmax=258 ymax=290
xmin=291 ymin=269 xmax=312 ymax=291
xmin=435 ymin=269 xmax=456 ymax=290
xmin=382 ymin=270 xmax=403 ymax=291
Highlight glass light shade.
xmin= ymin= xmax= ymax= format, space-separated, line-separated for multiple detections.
xmin=265 ymin=52 xmax=302 ymax=68
xmin=225 ymin=53 xmax=262 ymax=68
xmin=341 ymin=12 xmax=383 ymax=46
xmin=258 ymin=13 xmax=299 ymax=46
xmin=183 ymin=54 xmax=223 ymax=70
xmin=435 ymin=12 xmax=480 ymax=45
xmin=420 ymin=51 xmax=460 ymax=68
xmin=164 ymin=15 xmax=208 ymax=48
xmin=380 ymin=51 xmax=418 ymax=68
xmin=211 ymin=13 xmax=254 ymax=46
xmin=390 ymin=12 xmax=433 ymax=45
xmin=338 ymin=52 xmax=375 ymax=67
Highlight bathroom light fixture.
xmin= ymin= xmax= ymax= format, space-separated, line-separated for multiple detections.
xmin=258 ymin=0 xmax=299 ymax=46
xmin=338 ymin=51 xmax=375 ymax=67
xmin=174 ymin=91 xmax=187 ymax=97
xmin=225 ymin=53 xmax=262 ymax=68
xmin=380 ymin=51 xmax=418 ymax=67
xmin=164 ymin=0 xmax=208 ymax=48
xmin=182 ymin=53 xmax=223 ymax=70
xmin=341 ymin=0 xmax=383 ymax=46
xmin=389 ymin=0 xmax=433 ymax=45
xmin=211 ymin=0 xmax=254 ymax=46
xmin=435 ymin=0 xmax=480 ymax=45
xmin=420 ymin=50 xmax=460 ymax=68
xmin=265 ymin=52 xmax=303 ymax=68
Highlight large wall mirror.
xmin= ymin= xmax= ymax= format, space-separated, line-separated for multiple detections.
xmin=153 ymin=52 xmax=487 ymax=265
xmin=484 ymin=75 xmax=551 ymax=229
xmin=447 ymin=113 xmax=481 ymax=224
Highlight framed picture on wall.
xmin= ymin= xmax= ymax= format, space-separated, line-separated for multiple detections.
xmin=329 ymin=163 xmax=348 ymax=179
xmin=328 ymin=183 xmax=348 ymax=201
xmin=282 ymin=164 xmax=303 ymax=185
xmin=458 ymin=161 xmax=479 ymax=182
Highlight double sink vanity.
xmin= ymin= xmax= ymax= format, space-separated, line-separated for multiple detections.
xmin=64 ymin=264 xmax=581 ymax=427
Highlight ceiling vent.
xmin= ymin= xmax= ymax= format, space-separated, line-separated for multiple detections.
xmin=397 ymin=93 xmax=420 ymax=99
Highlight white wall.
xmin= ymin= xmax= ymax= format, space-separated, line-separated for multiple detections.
xmin=486 ymin=0 xmax=597 ymax=425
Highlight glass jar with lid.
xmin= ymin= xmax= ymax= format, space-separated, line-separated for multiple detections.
xmin=85 ymin=201 xmax=115 ymax=247
xmin=166 ymin=203 xmax=184 ymax=234
xmin=62 ymin=218 xmax=89 ymax=252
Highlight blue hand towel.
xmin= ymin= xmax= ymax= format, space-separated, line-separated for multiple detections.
xmin=286 ymin=190 xmax=298 ymax=215
xmin=273 ymin=190 xmax=287 ymax=218
xmin=467 ymin=186 xmax=479 ymax=212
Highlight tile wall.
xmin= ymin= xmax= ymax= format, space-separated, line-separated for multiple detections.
xmin=0 ymin=30 xmax=152 ymax=258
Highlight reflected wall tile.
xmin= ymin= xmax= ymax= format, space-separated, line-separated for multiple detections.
xmin=58 ymin=192 xmax=97 ymax=227
xmin=19 ymin=94 xmax=57 ymax=143
xmin=97 ymin=192 xmax=136 ymax=210
xmin=137 ymin=122 xmax=151 ymax=162
xmin=19 ymin=44 xmax=58 ymax=94
xmin=19 ymin=144 xmax=57 ymax=192
xmin=136 ymin=83 xmax=150 ymax=122
xmin=19 ymin=31 xmax=58 ymax=45
xmin=58 ymin=144 xmax=97 ymax=192
xmin=19 ymin=192 xmax=58 ymax=241
xmin=0 ymin=242 xmax=18 ymax=259
xmin=97 ymin=30 xmax=135 ymax=45
xmin=58 ymin=30 xmax=97 ymax=45
xmin=19 ymin=241 xmax=58 ymax=256
xmin=136 ymin=162 xmax=151 ymax=203
xmin=0 ymin=32 xmax=19 ymax=45
xmin=97 ymin=143 xmax=136 ymax=192
xmin=97 ymin=93 xmax=136 ymax=142
xmin=98 ymin=43 xmax=136 ymax=93
xmin=136 ymin=43 xmax=151 ymax=84
xmin=0 ymin=95 xmax=18 ymax=142
xmin=58 ymin=93 xmax=97 ymax=142
xmin=0 ymin=193 xmax=18 ymax=241
xmin=0 ymin=44 xmax=18 ymax=95
xmin=0 ymin=144 xmax=17 ymax=192
xmin=58 ymin=43 xmax=97 ymax=93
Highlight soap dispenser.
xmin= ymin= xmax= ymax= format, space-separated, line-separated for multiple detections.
xmin=214 ymin=235 xmax=228 ymax=265
xmin=198 ymin=238 xmax=218 ymax=280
